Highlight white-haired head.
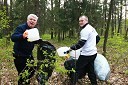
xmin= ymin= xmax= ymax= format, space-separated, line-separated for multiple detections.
xmin=79 ymin=15 xmax=88 ymax=27
xmin=27 ymin=14 xmax=38 ymax=21
xmin=27 ymin=14 xmax=38 ymax=28
xmin=79 ymin=15 xmax=88 ymax=22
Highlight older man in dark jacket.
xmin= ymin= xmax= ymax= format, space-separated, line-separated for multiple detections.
xmin=11 ymin=14 xmax=38 ymax=85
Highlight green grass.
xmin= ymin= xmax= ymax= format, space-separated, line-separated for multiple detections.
xmin=41 ymin=34 xmax=128 ymax=75
xmin=0 ymin=34 xmax=128 ymax=84
xmin=42 ymin=34 xmax=51 ymax=40
xmin=97 ymin=36 xmax=128 ymax=74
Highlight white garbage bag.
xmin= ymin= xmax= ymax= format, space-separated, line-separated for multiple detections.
xmin=26 ymin=28 xmax=40 ymax=42
xmin=69 ymin=48 xmax=82 ymax=59
xmin=57 ymin=47 xmax=70 ymax=57
xmin=94 ymin=54 xmax=111 ymax=81
xmin=57 ymin=47 xmax=81 ymax=58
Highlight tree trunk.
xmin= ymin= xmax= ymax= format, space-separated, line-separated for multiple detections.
xmin=124 ymin=0 xmax=128 ymax=39
xmin=34 ymin=0 xmax=40 ymax=29
xmin=0 ymin=0 xmax=4 ymax=10
xmin=9 ymin=0 xmax=13 ymax=34
xmin=114 ymin=1 xmax=117 ymax=35
xmin=101 ymin=0 xmax=107 ymax=36
xmin=117 ymin=0 xmax=123 ymax=35
xmin=51 ymin=0 xmax=54 ymax=39
xmin=103 ymin=0 xmax=114 ymax=56
xmin=111 ymin=0 xmax=115 ymax=38
xmin=57 ymin=26 xmax=60 ymax=42
xmin=4 ymin=0 xmax=8 ymax=15
xmin=51 ymin=28 xmax=54 ymax=39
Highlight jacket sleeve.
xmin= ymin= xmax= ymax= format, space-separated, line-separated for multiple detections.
xmin=96 ymin=35 xmax=100 ymax=44
xmin=11 ymin=27 xmax=25 ymax=42
xmin=70 ymin=39 xmax=86 ymax=50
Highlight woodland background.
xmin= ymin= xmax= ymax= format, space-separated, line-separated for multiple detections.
xmin=0 ymin=0 xmax=128 ymax=85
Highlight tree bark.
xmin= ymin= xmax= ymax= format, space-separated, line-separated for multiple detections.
xmin=117 ymin=0 xmax=123 ymax=35
xmin=103 ymin=0 xmax=114 ymax=56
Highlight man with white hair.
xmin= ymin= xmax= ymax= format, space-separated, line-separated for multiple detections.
xmin=11 ymin=14 xmax=38 ymax=85
xmin=65 ymin=15 xmax=100 ymax=85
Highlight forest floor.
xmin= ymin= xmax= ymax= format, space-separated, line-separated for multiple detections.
xmin=1 ymin=59 xmax=128 ymax=85
xmin=0 ymin=39 xmax=128 ymax=85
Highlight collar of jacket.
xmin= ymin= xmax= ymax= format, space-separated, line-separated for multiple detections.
xmin=25 ymin=23 xmax=36 ymax=30
xmin=25 ymin=23 xmax=31 ymax=29
xmin=80 ymin=23 xmax=89 ymax=29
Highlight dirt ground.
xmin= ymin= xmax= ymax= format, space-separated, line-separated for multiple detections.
xmin=0 ymin=58 xmax=128 ymax=85
xmin=0 ymin=41 xmax=128 ymax=85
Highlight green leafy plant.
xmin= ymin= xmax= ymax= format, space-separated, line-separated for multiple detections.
xmin=0 ymin=7 xmax=11 ymax=31
xmin=125 ymin=70 xmax=128 ymax=75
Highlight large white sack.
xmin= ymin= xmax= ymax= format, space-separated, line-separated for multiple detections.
xmin=94 ymin=54 xmax=111 ymax=81
xmin=57 ymin=47 xmax=70 ymax=56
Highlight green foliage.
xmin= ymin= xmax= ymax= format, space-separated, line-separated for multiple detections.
xmin=107 ymin=36 xmax=128 ymax=53
xmin=0 ymin=7 xmax=10 ymax=37
xmin=97 ymin=36 xmax=128 ymax=75
xmin=36 ymin=46 xmax=56 ymax=84
xmin=125 ymin=70 xmax=128 ymax=75
xmin=42 ymin=34 xmax=51 ymax=40
xmin=19 ymin=70 xmax=30 ymax=84
xmin=0 ymin=38 xmax=13 ymax=63
xmin=51 ymin=37 xmax=78 ymax=47
xmin=0 ymin=34 xmax=128 ymax=84
xmin=42 ymin=33 xmax=78 ymax=46
xmin=12 ymin=0 xmax=104 ymax=40
xmin=52 ymin=35 xmax=128 ymax=78
xmin=54 ymin=56 xmax=68 ymax=74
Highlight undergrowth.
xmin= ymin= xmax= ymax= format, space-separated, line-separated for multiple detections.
xmin=0 ymin=34 xmax=128 ymax=85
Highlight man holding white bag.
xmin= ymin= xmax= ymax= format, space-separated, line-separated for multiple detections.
xmin=11 ymin=14 xmax=39 ymax=85
xmin=64 ymin=15 xmax=100 ymax=85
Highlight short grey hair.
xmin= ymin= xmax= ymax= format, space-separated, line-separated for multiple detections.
xmin=27 ymin=14 xmax=38 ymax=20
xmin=79 ymin=15 xmax=88 ymax=22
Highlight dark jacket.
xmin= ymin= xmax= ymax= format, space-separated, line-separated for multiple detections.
xmin=11 ymin=23 xmax=35 ymax=56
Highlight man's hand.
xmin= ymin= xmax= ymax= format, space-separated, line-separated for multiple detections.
xmin=23 ymin=31 xmax=28 ymax=39
xmin=64 ymin=49 xmax=72 ymax=54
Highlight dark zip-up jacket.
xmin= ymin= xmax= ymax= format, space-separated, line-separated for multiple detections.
xmin=11 ymin=23 xmax=35 ymax=56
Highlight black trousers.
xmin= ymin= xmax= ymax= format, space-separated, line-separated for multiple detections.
xmin=13 ymin=54 xmax=35 ymax=85
xmin=64 ymin=54 xmax=97 ymax=85
xmin=75 ymin=53 xmax=97 ymax=85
